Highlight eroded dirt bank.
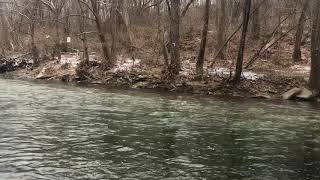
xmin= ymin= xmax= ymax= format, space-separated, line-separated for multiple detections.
xmin=1 ymin=52 xmax=313 ymax=101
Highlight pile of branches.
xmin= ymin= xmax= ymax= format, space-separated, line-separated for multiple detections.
xmin=0 ymin=54 xmax=33 ymax=73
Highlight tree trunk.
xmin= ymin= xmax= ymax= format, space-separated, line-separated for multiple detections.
xmin=30 ymin=23 xmax=35 ymax=47
xmin=97 ymin=22 xmax=113 ymax=68
xmin=168 ymin=0 xmax=181 ymax=78
xmin=293 ymin=0 xmax=309 ymax=62
xmin=0 ymin=3 xmax=12 ymax=52
xmin=111 ymin=0 xmax=118 ymax=61
xmin=231 ymin=1 xmax=241 ymax=25
xmin=118 ymin=0 xmax=133 ymax=47
xmin=234 ymin=0 xmax=251 ymax=84
xmin=196 ymin=0 xmax=210 ymax=79
xmin=157 ymin=0 xmax=169 ymax=68
xmin=251 ymin=0 xmax=260 ymax=39
xmin=90 ymin=0 xmax=113 ymax=68
xmin=30 ymin=23 xmax=39 ymax=66
xmin=54 ymin=13 xmax=61 ymax=60
xmin=309 ymin=0 xmax=320 ymax=93
xmin=216 ymin=0 xmax=226 ymax=59
xmin=77 ymin=0 xmax=89 ymax=64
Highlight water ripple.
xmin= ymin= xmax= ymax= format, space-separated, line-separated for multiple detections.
xmin=0 ymin=78 xmax=320 ymax=179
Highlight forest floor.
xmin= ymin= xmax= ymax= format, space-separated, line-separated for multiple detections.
xmin=0 ymin=30 xmax=313 ymax=101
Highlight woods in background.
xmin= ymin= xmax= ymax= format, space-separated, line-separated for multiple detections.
xmin=1 ymin=0 xmax=320 ymax=94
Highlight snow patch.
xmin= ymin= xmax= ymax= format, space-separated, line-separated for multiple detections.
xmin=208 ymin=67 xmax=264 ymax=80
xmin=113 ymin=55 xmax=141 ymax=72
xmin=290 ymin=65 xmax=310 ymax=74
xmin=60 ymin=53 xmax=81 ymax=67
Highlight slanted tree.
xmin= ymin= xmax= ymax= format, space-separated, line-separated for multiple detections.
xmin=234 ymin=0 xmax=251 ymax=84
xmin=309 ymin=0 xmax=320 ymax=93
xmin=196 ymin=0 xmax=210 ymax=79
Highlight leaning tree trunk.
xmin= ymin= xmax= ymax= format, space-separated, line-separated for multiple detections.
xmin=168 ymin=0 xmax=181 ymax=79
xmin=196 ymin=0 xmax=210 ymax=79
xmin=234 ymin=0 xmax=251 ymax=84
xmin=309 ymin=0 xmax=320 ymax=93
xmin=293 ymin=0 xmax=309 ymax=62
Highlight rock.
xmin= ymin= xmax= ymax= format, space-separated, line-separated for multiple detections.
xmin=36 ymin=67 xmax=51 ymax=79
xmin=132 ymin=81 xmax=148 ymax=89
xmin=282 ymin=87 xmax=313 ymax=101
xmin=254 ymin=93 xmax=272 ymax=99
xmin=35 ymin=68 xmax=46 ymax=79
xmin=91 ymin=81 xmax=103 ymax=85
xmin=296 ymin=88 xmax=313 ymax=100
xmin=282 ymin=88 xmax=302 ymax=100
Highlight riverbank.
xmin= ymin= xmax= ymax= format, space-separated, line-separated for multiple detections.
xmin=1 ymin=53 xmax=311 ymax=101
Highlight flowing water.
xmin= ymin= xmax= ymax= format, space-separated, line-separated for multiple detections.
xmin=0 ymin=78 xmax=320 ymax=180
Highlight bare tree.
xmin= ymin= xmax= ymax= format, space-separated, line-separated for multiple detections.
xmin=216 ymin=0 xmax=226 ymax=59
xmin=251 ymin=0 xmax=261 ymax=39
xmin=37 ymin=0 xmax=67 ymax=60
xmin=195 ymin=0 xmax=210 ymax=79
xmin=234 ymin=0 xmax=251 ymax=84
xmin=167 ymin=0 xmax=181 ymax=79
xmin=0 ymin=2 xmax=13 ymax=53
xmin=88 ymin=0 xmax=114 ymax=68
xmin=77 ymin=0 xmax=90 ymax=64
xmin=293 ymin=0 xmax=309 ymax=62
xmin=309 ymin=0 xmax=320 ymax=93
xmin=117 ymin=0 xmax=133 ymax=47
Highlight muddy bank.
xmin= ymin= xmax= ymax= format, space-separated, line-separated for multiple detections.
xmin=1 ymin=53 xmax=311 ymax=101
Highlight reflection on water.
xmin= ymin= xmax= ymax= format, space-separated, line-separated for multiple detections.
xmin=0 ymin=78 xmax=320 ymax=179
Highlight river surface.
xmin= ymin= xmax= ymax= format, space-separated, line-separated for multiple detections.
xmin=0 ymin=78 xmax=320 ymax=180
